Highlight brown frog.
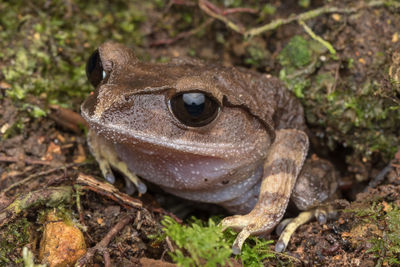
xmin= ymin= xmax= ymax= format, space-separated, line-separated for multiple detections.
xmin=81 ymin=42 xmax=337 ymax=253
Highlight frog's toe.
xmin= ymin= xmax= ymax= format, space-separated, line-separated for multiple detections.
xmin=232 ymin=227 xmax=251 ymax=255
xmin=221 ymin=214 xmax=253 ymax=254
xmin=105 ymin=172 xmax=116 ymax=184
xmin=275 ymin=218 xmax=292 ymax=236
xmin=124 ymin=173 xmax=147 ymax=194
xmin=124 ymin=177 xmax=136 ymax=195
xmin=220 ymin=214 xmax=251 ymax=231
xmin=221 ymin=214 xmax=274 ymax=254
xmin=275 ymin=210 xmax=315 ymax=252
xmin=275 ymin=206 xmax=337 ymax=252
xmin=97 ymin=158 xmax=115 ymax=184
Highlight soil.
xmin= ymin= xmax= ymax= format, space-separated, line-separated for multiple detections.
xmin=0 ymin=0 xmax=399 ymax=266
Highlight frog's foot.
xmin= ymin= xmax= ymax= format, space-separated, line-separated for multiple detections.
xmin=275 ymin=205 xmax=337 ymax=252
xmin=221 ymin=213 xmax=277 ymax=255
xmin=88 ymin=130 xmax=147 ymax=195
xmin=99 ymin=158 xmax=147 ymax=195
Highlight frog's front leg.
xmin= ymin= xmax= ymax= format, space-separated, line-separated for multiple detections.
xmin=221 ymin=129 xmax=308 ymax=254
xmin=87 ymin=130 xmax=147 ymax=195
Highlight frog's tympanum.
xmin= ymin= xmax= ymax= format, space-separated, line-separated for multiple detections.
xmin=81 ymin=42 xmax=338 ymax=253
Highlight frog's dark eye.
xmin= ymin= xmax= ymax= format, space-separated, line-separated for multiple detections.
xmin=169 ymin=92 xmax=220 ymax=127
xmin=86 ymin=49 xmax=106 ymax=87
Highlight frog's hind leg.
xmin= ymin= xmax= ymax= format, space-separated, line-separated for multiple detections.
xmin=275 ymin=157 xmax=339 ymax=252
xmin=221 ymin=129 xmax=309 ymax=255
xmin=87 ymin=130 xmax=147 ymax=195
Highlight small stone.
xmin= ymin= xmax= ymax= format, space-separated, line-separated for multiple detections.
xmin=332 ymin=14 xmax=341 ymax=21
xmin=392 ymin=32 xmax=399 ymax=43
xmin=39 ymin=211 xmax=86 ymax=267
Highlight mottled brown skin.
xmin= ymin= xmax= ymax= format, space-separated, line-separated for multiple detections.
xmin=81 ymin=42 xmax=337 ymax=252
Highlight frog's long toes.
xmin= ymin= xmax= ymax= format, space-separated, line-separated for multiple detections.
xmin=275 ymin=218 xmax=292 ymax=236
xmin=220 ymin=215 xmax=249 ymax=232
xmin=275 ymin=210 xmax=314 ymax=252
xmin=316 ymin=210 xmax=327 ymax=224
xmin=274 ymin=240 xmax=286 ymax=253
xmin=232 ymin=227 xmax=251 ymax=255
xmin=105 ymin=172 xmax=116 ymax=184
xmin=124 ymin=178 xmax=136 ymax=195
xmin=124 ymin=173 xmax=147 ymax=195
xmin=136 ymin=180 xmax=147 ymax=194
xmin=316 ymin=205 xmax=338 ymax=224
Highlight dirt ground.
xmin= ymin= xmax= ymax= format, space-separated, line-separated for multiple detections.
xmin=0 ymin=0 xmax=399 ymax=266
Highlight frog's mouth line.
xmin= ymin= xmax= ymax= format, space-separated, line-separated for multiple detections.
xmin=81 ymin=107 xmax=270 ymax=160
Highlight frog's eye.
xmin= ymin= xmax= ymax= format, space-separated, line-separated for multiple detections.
xmin=169 ymin=92 xmax=220 ymax=127
xmin=86 ymin=49 xmax=105 ymax=87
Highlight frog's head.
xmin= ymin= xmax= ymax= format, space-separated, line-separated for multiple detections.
xmin=81 ymin=42 xmax=272 ymax=162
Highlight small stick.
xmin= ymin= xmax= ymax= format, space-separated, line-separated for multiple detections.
xmin=76 ymin=214 xmax=135 ymax=266
xmin=245 ymin=1 xmax=399 ymax=38
xmin=298 ymin=20 xmax=337 ymax=56
xmin=198 ymin=0 xmax=245 ymax=34
xmin=0 ymin=163 xmax=77 ymax=195
xmin=75 ymin=173 xmax=142 ymax=209
xmin=103 ymin=250 xmax=111 ymax=267
xmin=223 ymin=7 xmax=258 ymax=15
xmin=0 ymin=155 xmax=52 ymax=166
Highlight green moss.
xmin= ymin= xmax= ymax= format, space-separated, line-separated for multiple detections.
xmin=261 ymin=4 xmax=276 ymax=15
xmin=159 ymin=216 xmax=279 ymax=267
xmin=161 ymin=216 xmax=232 ymax=267
xmin=0 ymin=0 xmax=151 ymax=111
xmin=244 ymin=44 xmax=269 ymax=68
xmin=298 ymin=0 xmax=311 ymax=8
xmin=278 ymin=35 xmax=400 ymax=162
xmin=347 ymin=202 xmax=400 ymax=265
xmin=278 ymin=36 xmax=312 ymax=69
xmin=0 ymin=218 xmax=31 ymax=266
xmin=223 ymin=228 xmax=276 ymax=266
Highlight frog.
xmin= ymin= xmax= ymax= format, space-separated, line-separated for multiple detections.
xmin=81 ymin=41 xmax=338 ymax=253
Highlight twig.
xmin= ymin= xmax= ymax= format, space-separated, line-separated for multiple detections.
xmin=223 ymin=7 xmax=258 ymax=15
xmin=103 ymin=250 xmax=111 ymax=267
xmin=198 ymin=0 xmax=245 ymax=34
xmin=0 ymin=163 xmax=77 ymax=195
xmin=298 ymin=20 xmax=337 ymax=56
xmin=245 ymin=1 xmax=399 ymax=38
xmin=75 ymin=173 xmax=142 ymax=209
xmin=75 ymin=185 xmax=86 ymax=226
xmin=76 ymin=214 xmax=135 ymax=266
xmin=0 ymin=155 xmax=52 ymax=166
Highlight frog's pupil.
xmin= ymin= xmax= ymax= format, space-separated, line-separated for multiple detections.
xmin=183 ymin=93 xmax=205 ymax=117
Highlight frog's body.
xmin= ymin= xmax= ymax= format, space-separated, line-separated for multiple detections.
xmin=81 ymin=42 xmax=337 ymax=252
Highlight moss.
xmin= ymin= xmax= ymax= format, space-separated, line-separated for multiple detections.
xmin=279 ymin=36 xmax=313 ymax=69
xmin=0 ymin=218 xmax=32 ymax=266
xmin=346 ymin=202 xmax=400 ymax=265
xmin=244 ymin=43 xmax=270 ymax=68
xmin=160 ymin=216 xmax=232 ymax=267
xmin=278 ymin=35 xmax=400 ymax=163
xmin=159 ymin=216 xmax=282 ymax=266
xmin=0 ymin=0 xmax=151 ymax=111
